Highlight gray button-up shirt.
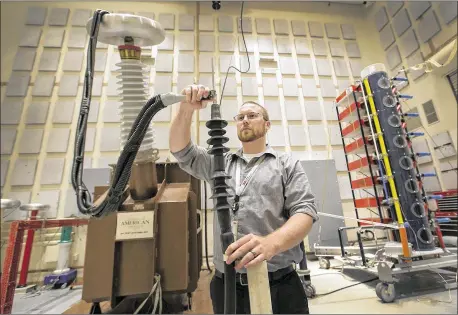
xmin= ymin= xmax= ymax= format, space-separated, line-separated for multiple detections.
xmin=172 ymin=141 xmax=318 ymax=274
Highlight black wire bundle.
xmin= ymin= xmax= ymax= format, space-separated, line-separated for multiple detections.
xmin=71 ymin=10 xmax=167 ymax=217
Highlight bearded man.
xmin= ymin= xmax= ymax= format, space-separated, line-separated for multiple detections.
xmin=169 ymin=84 xmax=318 ymax=314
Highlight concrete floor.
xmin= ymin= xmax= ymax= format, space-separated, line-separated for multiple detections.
xmin=11 ymin=258 xmax=457 ymax=314
xmin=307 ymin=259 xmax=457 ymax=314
xmin=12 ymin=286 xmax=83 ymax=314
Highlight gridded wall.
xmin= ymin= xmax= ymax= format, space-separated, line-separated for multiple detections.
xmin=374 ymin=1 xmax=457 ymax=83
xmin=0 ymin=3 xmax=372 ymax=222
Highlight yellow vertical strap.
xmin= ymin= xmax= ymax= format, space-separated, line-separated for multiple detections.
xmin=362 ymin=79 xmax=404 ymax=224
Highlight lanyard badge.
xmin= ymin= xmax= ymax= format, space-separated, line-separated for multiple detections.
xmin=231 ymin=217 xmax=238 ymax=240
xmin=231 ymin=155 xmax=266 ymax=215
xmin=231 ymin=195 xmax=240 ymax=213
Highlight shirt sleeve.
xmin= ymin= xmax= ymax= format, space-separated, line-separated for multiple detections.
xmin=283 ymin=155 xmax=319 ymax=222
xmin=170 ymin=141 xmax=213 ymax=182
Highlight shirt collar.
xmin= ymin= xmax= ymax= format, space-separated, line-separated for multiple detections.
xmin=232 ymin=145 xmax=277 ymax=160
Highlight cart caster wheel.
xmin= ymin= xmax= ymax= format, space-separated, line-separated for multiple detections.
xmin=376 ymin=282 xmax=396 ymax=303
xmin=375 ymin=282 xmax=383 ymax=299
xmin=319 ymin=258 xmax=330 ymax=269
xmin=304 ymin=284 xmax=316 ymax=298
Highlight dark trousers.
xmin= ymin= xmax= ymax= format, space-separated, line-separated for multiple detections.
xmin=210 ymin=270 xmax=309 ymax=314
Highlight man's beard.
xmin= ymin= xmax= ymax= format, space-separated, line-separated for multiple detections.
xmin=238 ymin=126 xmax=266 ymax=142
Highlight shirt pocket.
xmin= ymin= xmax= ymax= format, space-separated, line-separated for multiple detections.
xmin=258 ymin=171 xmax=284 ymax=196
xmin=258 ymin=171 xmax=286 ymax=219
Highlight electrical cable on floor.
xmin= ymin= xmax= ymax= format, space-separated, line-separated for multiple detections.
xmin=314 ymin=277 xmax=379 ymax=297
xmin=310 ymin=272 xmax=355 ymax=281
xmin=414 ymin=264 xmax=454 ymax=304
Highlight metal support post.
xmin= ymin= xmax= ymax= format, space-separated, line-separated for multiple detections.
xmin=17 ymin=210 xmax=38 ymax=288
xmin=0 ymin=222 xmax=25 ymax=314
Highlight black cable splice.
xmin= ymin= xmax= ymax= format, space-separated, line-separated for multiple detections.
xmin=205 ymin=103 xmax=236 ymax=314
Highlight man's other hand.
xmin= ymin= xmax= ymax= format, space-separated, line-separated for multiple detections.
xmin=224 ymin=233 xmax=278 ymax=270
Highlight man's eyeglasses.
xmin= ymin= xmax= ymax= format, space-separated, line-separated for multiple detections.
xmin=233 ymin=112 xmax=263 ymax=122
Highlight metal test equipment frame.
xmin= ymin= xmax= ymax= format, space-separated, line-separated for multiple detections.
xmin=313 ymin=63 xmax=457 ymax=303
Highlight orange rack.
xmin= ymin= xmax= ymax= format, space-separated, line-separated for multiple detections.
xmin=333 ymin=83 xmax=390 ymax=225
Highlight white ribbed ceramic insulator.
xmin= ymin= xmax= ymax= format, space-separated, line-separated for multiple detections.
xmin=115 ymin=59 xmax=155 ymax=153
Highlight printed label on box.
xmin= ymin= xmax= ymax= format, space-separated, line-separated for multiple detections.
xmin=116 ymin=211 xmax=154 ymax=241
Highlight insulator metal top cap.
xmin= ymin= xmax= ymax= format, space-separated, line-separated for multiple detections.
xmin=19 ymin=203 xmax=50 ymax=212
xmin=86 ymin=13 xmax=165 ymax=47
xmin=1 ymin=199 xmax=21 ymax=210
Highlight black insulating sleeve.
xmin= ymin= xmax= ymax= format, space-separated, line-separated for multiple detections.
xmin=206 ymin=103 xmax=236 ymax=314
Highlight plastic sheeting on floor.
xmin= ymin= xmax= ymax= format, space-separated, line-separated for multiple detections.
xmin=12 ymin=287 xmax=82 ymax=314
